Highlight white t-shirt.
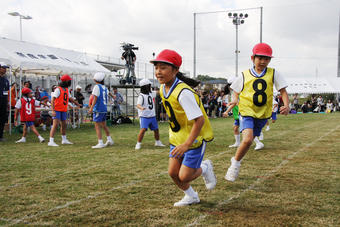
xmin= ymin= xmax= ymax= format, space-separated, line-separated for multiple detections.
xmin=15 ymin=97 xmax=40 ymax=109
xmin=231 ymin=69 xmax=288 ymax=94
xmin=178 ymin=89 xmax=203 ymax=121
xmin=137 ymin=93 xmax=156 ymax=118
xmin=52 ymin=87 xmax=72 ymax=98
xmin=92 ymin=84 xmax=107 ymax=97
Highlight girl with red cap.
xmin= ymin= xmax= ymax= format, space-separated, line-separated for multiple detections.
xmin=48 ymin=74 xmax=80 ymax=147
xmin=151 ymin=49 xmax=216 ymax=207
xmin=15 ymin=88 xmax=45 ymax=143
xmin=225 ymin=43 xmax=290 ymax=182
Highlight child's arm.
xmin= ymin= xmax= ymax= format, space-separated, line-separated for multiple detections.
xmin=88 ymin=95 xmax=98 ymax=114
xmin=273 ymin=103 xmax=278 ymax=112
xmin=136 ymin=104 xmax=145 ymax=110
xmin=171 ymin=116 xmax=205 ymax=158
xmin=69 ymin=97 xmax=81 ymax=107
xmin=50 ymin=97 xmax=56 ymax=117
xmin=279 ymin=88 xmax=290 ymax=115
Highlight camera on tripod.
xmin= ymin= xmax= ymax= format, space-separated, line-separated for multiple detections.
xmin=120 ymin=43 xmax=138 ymax=85
xmin=121 ymin=43 xmax=139 ymax=51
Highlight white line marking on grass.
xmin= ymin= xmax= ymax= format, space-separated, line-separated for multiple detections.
xmin=186 ymin=125 xmax=340 ymax=227
xmin=3 ymin=171 xmax=168 ymax=226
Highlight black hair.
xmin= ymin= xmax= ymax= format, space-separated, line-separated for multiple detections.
xmin=176 ymin=71 xmax=200 ymax=88
xmin=51 ymin=85 xmax=57 ymax=92
xmin=59 ymin=80 xmax=71 ymax=88
xmin=94 ymin=80 xmax=104 ymax=85
xmin=140 ymin=84 xmax=151 ymax=95
xmin=224 ymin=84 xmax=231 ymax=95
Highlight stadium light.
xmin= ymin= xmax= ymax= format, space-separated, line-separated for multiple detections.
xmin=8 ymin=11 xmax=33 ymax=41
xmin=228 ymin=12 xmax=248 ymax=77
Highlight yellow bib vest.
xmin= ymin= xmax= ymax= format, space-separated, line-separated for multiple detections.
xmin=238 ymin=67 xmax=274 ymax=119
xmin=160 ymin=81 xmax=214 ymax=149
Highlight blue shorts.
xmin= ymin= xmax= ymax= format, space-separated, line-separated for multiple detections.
xmin=271 ymin=112 xmax=277 ymax=120
xmin=169 ymin=141 xmax=206 ymax=169
xmin=24 ymin=121 xmax=35 ymax=127
xmin=234 ymin=119 xmax=240 ymax=126
xmin=239 ymin=115 xmax=268 ymax=137
xmin=140 ymin=117 xmax=158 ymax=131
xmin=93 ymin=112 xmax=107 ymax=122
xmin=53 ymin=111 xmax=67 ymax=121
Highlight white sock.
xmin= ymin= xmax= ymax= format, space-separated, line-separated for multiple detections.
xmin=254 ymin=137 xmax=260 ymax=145
xmin=21 ymin=137 xmax=26 ymax=140
xmin=107 ymin=136 xmax=112 ymax=141
xmin=156 ymin=140 xmax=162 ymax=144
xmin=231 ymin=157 xmax=241 ymax=166
xmin=136 ymin=142 xmax=141 ymax=145
xmin=98 ymin=139 xmax=103 ymax=145
xmin=184 ymin=186 xmax=197 ymax=198
xmin=201 ymin=162 xmax=207 ymax=175
xmin=49 ymin=137 xmax=54 ymax=142
xmin=38 ymin=135 xmax=43 ymax=140
xmin=62 ymin=135 xmax=67 ymax=141
xmin=266 ymin=126 xmax=270 ymax=129
xmin=235 ymin=134 xmax=240 ymax=144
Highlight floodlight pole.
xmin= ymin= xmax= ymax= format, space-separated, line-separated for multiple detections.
xmin=193 ymin=7 xmax=263 ymax=78
xmin=229 ymin=13 xmax=248 ymax=77
xmin=8 ymin=12 xmax=32 ymax=41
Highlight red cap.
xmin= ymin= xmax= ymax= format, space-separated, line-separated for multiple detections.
xmin=252 ymin=43 xmax=273 ymax=58
xmin=22 ymin=88 xmax=32 ymax=95
xmin=60 ymin=74 xmax=72 ymax=82
xmin=150 ymin=49 xmax=182 ymax=68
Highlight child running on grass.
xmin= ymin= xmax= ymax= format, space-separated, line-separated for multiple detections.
xmin=15 ymin=88 xmax=45 ymax=143
xmin=225 ymin=43 xmax=290 ymax=182
xmin=88 ymin=72 xmax=114 ymax=149
xmin=135 ymin=78 xmax=165 ymax=150
xmin=151 ymin=49 xmax=216 ymax=207
xmin=48 ymin=74 xmax=80 ymax=147
xmin=223 ymin=77 xmax=241 ymax=148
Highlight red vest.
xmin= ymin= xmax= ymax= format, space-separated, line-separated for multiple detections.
xmin=20 ymin=98 xmax=36 ymax=122
xmin=55 ymin=87 xmax=69 ymax=112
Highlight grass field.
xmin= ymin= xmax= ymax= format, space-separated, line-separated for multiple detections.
xmin=0 ymin=113 xmax=339 ymax=226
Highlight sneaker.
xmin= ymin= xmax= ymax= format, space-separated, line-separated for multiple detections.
xmin=62 ymin=139 xmax=73 ymax=145
xmin=16 ymin=138 xmax=26 ymax=143
xmin=39 ymin=137 xmax=45 ymax=143
xmin=48 ymin=141 xmax=59 ymax=147
xmin=225 ymin=158 xmax=241 ymax=182
xmin=265 ymin=126 xmax=270 ymax=131
xmin=155 ymin=140 xmax=165 ymax=147
xmin=105 ymin=140 xmax=114 ymax=146
xmin=259 ymin=132 xmax=264 ymax=140
xmin=229 ymin=143 xmax=240 ymax=148
xmin=173 ymin=194 xmax=200 ymax=207
xmin=254 ymin=142 xmax=264 ymax=150
xmin=135 ymin=143 xmax=141 ymax=150
xmin=202 ymin=160 xmax=217 ymax=190
xmin=92 ymin=143 xmax=106 ymax=149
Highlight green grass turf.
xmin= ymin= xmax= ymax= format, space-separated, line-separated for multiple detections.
xmin=0 ymin=113 xmax=339 ymax=226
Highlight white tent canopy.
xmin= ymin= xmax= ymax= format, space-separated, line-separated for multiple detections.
xmin=284 ymin=77 xmax=340 ymax=94
xmin=0 ymin=37 xmax=110 ymax=75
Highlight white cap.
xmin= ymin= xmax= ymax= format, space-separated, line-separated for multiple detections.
xmin=228 ymin=76 xmax=236 ymax=84
xmin=139 ymin=78 xmax=152 ymax=87
xmin=94 ymin=72 xmax=105 ymax=82
xmin=76 ymin=85 xmax=82 ymax=89
xmin=0 ymin=62 xmax=9 ymax=68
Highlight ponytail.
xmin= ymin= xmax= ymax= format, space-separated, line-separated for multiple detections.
xmin=176 ymin=72 xmax=200 ymax=88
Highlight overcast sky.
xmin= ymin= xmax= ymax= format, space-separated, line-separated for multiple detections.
xmin=1 ymin=0 xmax=340 ymax=80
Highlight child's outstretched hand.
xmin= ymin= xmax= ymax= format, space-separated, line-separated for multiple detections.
xmin=222 ymin=111 xmax=229 ymax=118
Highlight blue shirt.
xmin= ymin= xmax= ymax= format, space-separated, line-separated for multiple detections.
xmin=93 ymin=85 xmax=108 ymax=113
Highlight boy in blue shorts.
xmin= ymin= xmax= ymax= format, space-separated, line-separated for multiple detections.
xmin=88 ymin=72 xmax=114 ymax=149
xmin=135 ymin=79 xmax=165 ymax=150
xmin=225 ymin=43 xmax=290 ymax=182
